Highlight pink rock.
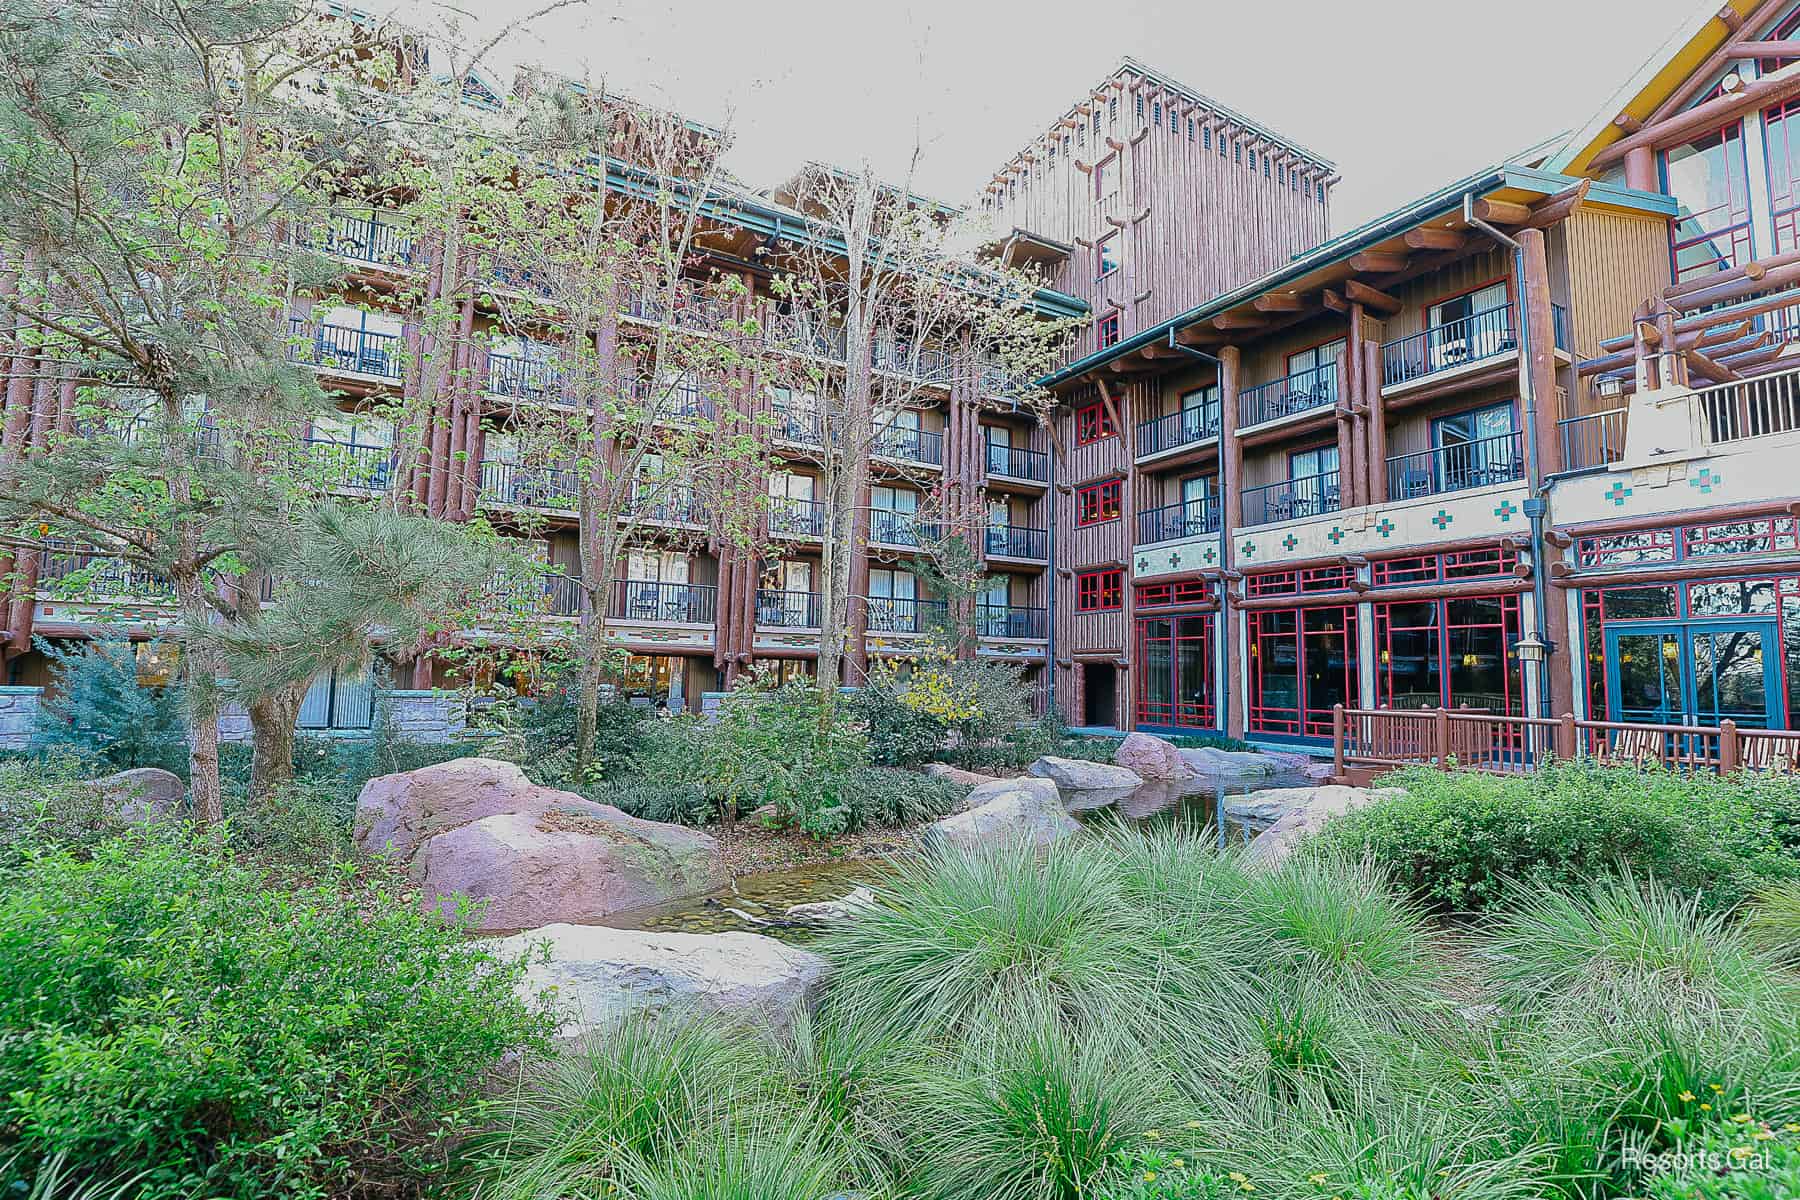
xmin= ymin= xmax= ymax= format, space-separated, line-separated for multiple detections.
xmin=1114 ymin=732 xmax=1185 ymax=781
xmin=923 ymin=763 xmax=998 ymax=789
xmin=353 ymin=757 xmax=544 ymax=861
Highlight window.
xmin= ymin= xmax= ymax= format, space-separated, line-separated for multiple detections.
xmin=1278 ymin=164 xmax=1286 ymax=185
xmin=1136 ymin=613 xmax=1215 ymax=730
xmin=1151 ymin=100 xmax=1160 ymax=124
xmin=1203 ymin=126 xmax=1212 ymax=150
xmin=298 ymin=665 xmax=374 ymax=731
xmin=1247 ymin=605 xmax=1358 ymax=738
xmin=1289 ymin=444 xmax=1339 ymax=484
xmin=1423 ymin=280 xmax=1512 ymax=371
xmin=1263 ymin=157 xmax=1271 ymax=178
xmin=1767 ymin=98 xmax=1800 ymax=252
xmin=1374 ymin=596 xmax=1523 ymax=716
xmin=1096 ymin=231 xmax=1121 ymax=278
xmin=1077 ymin=568 xmax=1123 ymax=612
xmin=1135 ymin=94 xmax=1144 ymax=121
xmin=1094 ymin=156 xmax=1118 ymax=201
xmin=1372 ymin=544 xmax=1518 ymax=588
xmin=1179 ymin=384 xmax=1220 ymax=440
xmin=1075 ymin=400 xmax=1117 ymax=444
xmin=1317 ymin=183 xmax=1325 ymax=202
xmin=1234 ymin=142 xmax=1242 ymax=164
xmin=1108 ymin=96 xmax=1117 ymax=123
xmin=1663 ymin=121 xmax=1751 ymax=282
xmin=1098 ymin=312 xmax=1121 ymax=348
xmin=1076 ymin=478 xmax=1123 ymax=526
xmin=1136 ymin=579 xmax=1210 ymax=609
xmin=1247 ymin=148 xmax=1255 ymax=170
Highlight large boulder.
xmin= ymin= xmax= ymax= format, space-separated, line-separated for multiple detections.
xmin=961 ymin=774 xmax=1060 ymax=812
xmin=1245 ymin=785 xmax=1404 ymax=869
xmin=490 ymin=923 xmax=829 ymax=1044
xmin=1180 ymin=746 xmax=1283 ymax=777
xmin=1115 ymin=732 xmax=1186 ymax=781
xmin=1028 ymin=755 xmax=1142 ymax=792
xmin=354 ymin=757 xmax=544 ymax=860
xmin=925 ymin=785 xmax=1080 ymax=852
xmin=924 ymin=763 xmax=997 ymax=789
xmin=1226 ymin=784 xmax=1404 ymax=823
xmin=89 ymin=767 xmax=185 ymax=825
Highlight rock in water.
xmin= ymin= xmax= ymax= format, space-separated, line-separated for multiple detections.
xmin=1244 ymin=785 xmax=1405 ymax=868
xmin=960 ymin=775 xmax=1060 ymax=812
xmin=1027 ymin=755 xmax=1142 ymax=791
xmin=784 ymin=885 xmax=878 ymax=925
xmin=1114 ymin=732 xmax=1186 ymax=780
xmin=489 ymin=923 xmax=829 ymax=1044
xmin=1179 ymin=746 xmax=1284 ymax=777
xmin=89 ymin=767 xmax=185 ymax=824
xmin=925 ymin=785 xmax=1080 ymax=851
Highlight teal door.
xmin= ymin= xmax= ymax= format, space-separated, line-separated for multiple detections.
xmin=1605 ymin=620 xmax=1779 ymax=728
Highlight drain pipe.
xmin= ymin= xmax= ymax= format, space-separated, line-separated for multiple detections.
xmin=1464 ymin=193 xmax=1555 ymax=718
xmin=1164 ymin=331 xmax=1231 ymax=732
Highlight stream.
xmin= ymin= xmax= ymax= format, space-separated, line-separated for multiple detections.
xmin=601 ymin=769 xmax=1312 ymax=943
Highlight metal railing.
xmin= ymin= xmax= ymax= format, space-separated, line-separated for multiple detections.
xmin=872 ymin=423 xmax=945 ymax=465
xmin=304 ymin=438 xmax=395 ymax=491
xmin=1239 ymin=362 xmax=1339 ymax=427
xmin=307 ymin=211 xmax=416 ymax=268
xmin=1333 ymin=704 xmax=1800 ymax=778
xmin=863 ymin=595 xmax=948 ymax=634
xmin=977 ymin=361 xmax=1032 ymax=398
xmin=1385 ymin=430 xmax=1524 ymax=501
xmin=611 ymin=580 xmax=718 ymax=624
xmin=772 ymin=403 xmax=824 ymax=445
xmin=1136 ymin=403 xmax=1221 ymax=457
xmin=287 ymin=318 xmax=404 ymax=379
xmin=765 ymin=310 xmax=848 ymax=361
xmin=1697 ymin=366 xmax=1800 ymax=445
xmin=1242 ymin=470 xmax=1340 ymax=526
xmin=985 ymin=524 xmax=1049 ymax=560
xmin=985 ymin=441 xmax=1050 ymax=482
xmin=1559 ymin=408 xmax=1628 ymax=472
xmin=872 ymin=340 xmax=954 ymax=384
xmin=871 ymin=511 xmax=938 ymax=548
xmin=1137 ymin=496 xmax=1220 ymax=545
xmin=479 ymin=460 xmax=579 ymax=511
xmin=627 ymin=486 xmax=709 ymax=526
xmin=487 ymin=353 xmax=562 ymax=401
xmin=975 ymin=603 xmax=1048 ymax=640
xmin=37 ymin=548 xmax=174 ymax=599
xmin=755 ymin=589 xmax=821 ymax=628
xmin=770 ymin=496 xmax=827 ymax=537
xmin=1379 ymin=302 xmax=1567 ymax=388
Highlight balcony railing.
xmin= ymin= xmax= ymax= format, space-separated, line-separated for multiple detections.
xmin=765 ymin=310 xmax=848 ymax=361
xmin=611 ymin=580 xmax=717 ymax=624
xmin=479 ymin=460 xmax=579 ymax=511
xmin=1386 ymin=430 xmax=1524 ymax=501
xmin=628 ymin=486 xmax=709 ymax=527
xmin=985 ymin=441 xmax=1050 ymax=482
xmin=1242 ymin=470 xmax=1340 ymax=526
xmin=984 ymin=524 xmax=1049 ymax=560
xmin=872 ymin=340 xmax=953 ymax=384
xmin=977 ymin=361 xmax=1031 ymax=398
xmin=1239 ymin=363 xmax=1339 ymax=428
xmin=1137 ymin=496 xmax=1220 ymax=545
xmin=864 ymin=595 xmax=948 ymax=634
xmin=1380 ymin=302 xmax=1568 ymax=388
xmin=756 ymin=589 xmax=821 ymax=628
xmin=872 ymin=423 xmax=945 ymax=465
xmin=772 ymin=403 xmax=824 ymax=445
xmin=770 ymin=496 xmax=827 ymax=537
xmin=38 ymin=548 xmax=174 ymax=599
xmin=871 ymin=511 xmax=938 ymax=548
xmin=975 ymin=603 xmax=1048 ymax=640
xmin=626 ymin=287 xmax=731 ymax=334
xmin=488 ymin=353 xmax=562 ymax=401
xmin=287 ymin=317 xmax=404 ymax=380
xmin=1697 ymin=367 xmax=1800 ymax=445
xmin=304 ymin=438 xmax=394 ymax=491
xmin=1136 ymin=403 xmax=1221 ymax=457
xmin=1559 ymin=408 xmax=1628 ymax=472
xmin=307 ymin=211 xmax=416 ymax=268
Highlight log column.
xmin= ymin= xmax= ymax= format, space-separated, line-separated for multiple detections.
xmin=1519 ymin=228 xmax=1564 ymax=481
xmin=1624 ymin=145 xmax=1657 ymax=193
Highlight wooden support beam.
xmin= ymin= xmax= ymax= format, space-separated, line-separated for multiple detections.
xmin=1343 ymin=278 xmax=1402 ymax=316
xmin=1251 ymin=291 xmax=1306 ymax=312
xmin=1173 ymin=325 xmax=1220 ymax=347
xmin=1597 ymin=286 xmax=1800 ymax=353
xmin=1579 ymin=320 xmax=1753 ymax=376
xmin=1612 ymin=113 xmax=1644 ymax=134
xmin=1524 ymin=179 xmax=1591 ymax=230
xmin=1470 ymin=196 xmax=1532 ymax=225
xmin=1321 ymin=288 xmax=1349 ymax=314
xmin=1212 ymin=309 xmax=1269 ymax=331
xmin=1597 ymin=69 xmax=1800 ymax=169
xmin=1349 ymin=250 xmax=1408 ymax=274
xmin=1403 ymin=227 xmax=1466 ymax=251
xmin=1727 ymin=39 xmax=1800 ymax=57
xmin=1684 ymin=346 xmax=1741 ymax=383
xmin=1664 ymin=248 xmax=1800 ymax=301
xmin=1669 ymin=260 xmax=1800 ymax=312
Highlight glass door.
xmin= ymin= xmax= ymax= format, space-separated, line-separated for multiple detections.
xmin=1692 ymin=622 xmax=1777 ymax=728
xmin=1606 ymin=621 xmax=1780 ymax=727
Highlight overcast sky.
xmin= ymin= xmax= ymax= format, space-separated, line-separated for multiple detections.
xmin=456 ymin=0 xmax=1701 ymax=233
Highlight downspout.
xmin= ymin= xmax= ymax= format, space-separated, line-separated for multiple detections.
xmin=1045 ymin=438 xmax=1057 ymax=721
xmin=1164 ymin=331 xmax=1230 ymax=731
xmin=1463 ymin=193 xmax=1554 ymax=719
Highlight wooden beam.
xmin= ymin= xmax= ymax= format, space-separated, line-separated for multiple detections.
xmin=1597 ymin=286 xmax=1800 ymax=353
xmin=1470 ymin=196 xmax=1532 ymax=225
xmin=1524 ymin=179 xmax=1591 ymax=230
xmin=1685 ymin=346 xmax=1741 ymax=383
xmin=1597 ymin=69 xmax=1800 ymax=169
xmin=1173 ymin=325 xmax=1220 ymax=347
xmin=1343 ymin=278 xmax=1401 ymax=316
xmin=1403 ymin=227 xmax=1466 ymax=251
xmin=1251 ymin=291 xmax=1306 ymax=312
xmin=1645 ymin=0 xmax=1792 ymax=124
xmin=1727 ymin=40 xmax=1800 ymax=57
xmin=1321 ymin=288 xmax=1349 ymax=314
xmin=1348 ymin=250 xmax=1408 ymax=273
xmin=1212 ymin=309 xmax=1269 ymax=331
xmin=1664 ymin=248 xmax=1800 ymax=301
xmin=1612 ymin=113 xmax=1644 ymax=134
xmin=1669 ymin=260 xmax=1800 ymax=312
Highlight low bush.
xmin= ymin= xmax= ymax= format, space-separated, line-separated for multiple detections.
xmin=1314 ymin=760 xmax=1800 ymax=913
xmin=700 ymin=675 xmax=868 ymax=836
xmin=0 ymin=829 xmax=554 ymax=1199
xmin=222 ymin=778 xmax=355 ymax=873
xmin=851 ymin=649 xmax=1037 ymax=770
xmin=29 ymin=636 xmax=188 ymax=776
xmin=594 ymin=777 xmax=718 ymax=826
xmin=0 ymin=754 xmax=115 ymax=861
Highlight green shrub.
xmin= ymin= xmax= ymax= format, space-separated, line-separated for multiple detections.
xmin=222 ymin=779 xmax=354 ymax=873
xmin=486 ymin=675 xmax=647 ymax=790
xmin=594 ymin=778 xmax=718 ymax=826
xmin=852 ymin=652 xmax=1039 ymax=771
xmin=1314 ymin=761 xmax=1800 ymax=913
xmin=700 ymin=675 xmax=867 ymax=836
xmin=839 ymin=766 xmax=964 ymax=829
xmin=0 ymin=830 xmax=554 ymax=1199
xmin=0 ymin=754 xmax=115 ymax=860
xmin=30 ymin=636 xmax=187 ymax=776
xmin=1644 ymin=1117 xmax=1800 ymax=1200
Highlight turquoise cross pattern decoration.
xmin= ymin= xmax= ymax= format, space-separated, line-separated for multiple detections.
xmin=1690 ymin=467 xmax=1722 ymax=495
xmin=1327 ymin=526 xmax=1346 ymax=545
xmin=1240 ymin=539 xmax=1256 ymax=559
xmin=1493 ymin=499 xmax=1518 ymax=523
xmin=1431 ymin=509 xmax=1454 ymax=531
xmin=1281 ymin=533 xmax=1299 ymax=552
xmin=1605 ymin=480 xmax=1633 ymax=507
xmin=1375 ymin=517 xmax=1396 ymax=538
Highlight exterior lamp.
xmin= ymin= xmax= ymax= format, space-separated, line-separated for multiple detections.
xmin=1513 ymin=633 xmax=1549 ymax=669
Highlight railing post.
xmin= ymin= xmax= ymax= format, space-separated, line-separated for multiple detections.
xmin=1720 ymin=719 xmax=1739 ymax=775
xmin=1434 ymin=707 xmax=1450 ymax=768
xmin=1557 ymin=712 xmax=1577 ymax=762
xmin=1332 ymin=704 xmax=1346 ymax=779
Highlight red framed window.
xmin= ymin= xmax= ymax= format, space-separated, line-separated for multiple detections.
xmin=1098 ymin=313 xmax=1121 ymax=348
xmin=1075 ymin=478 xmax=1123 ymax=526
xmin=1097 ymin=231 xmax=1121 ymax=278
xmin=1246 ymin=604 xmax=1358 ymax=738
xmin=1136 ymin=613 xmax=1216 ymax=730
xmin=1373 ymin=595 xmax=1523 ymax=716
xmin=1664 ymin=120 xmax=1752 ymax=283
xmin=1136 ymin=579 xmax=1210 ymax=609
xmin=1371 ymin=544 xmax=1519 ymax=588
xmin=1076 ymin=568 xmax=1123 ymax=612
xmin=1075 ymin=401 xmax=1117 ymax=445
xmin=1575 ymin=517 xmax=1798 ymax=569
xmin=1243 ymin=565 xmax=1355 ymax=599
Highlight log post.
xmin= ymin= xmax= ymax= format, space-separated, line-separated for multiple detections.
xmin=1519 ymin=228 xmax=1564 ymax=479
xmin=1365 ymin=339 xmax=1387 ymax=503
xmin=1557 ymin=711 xmax=1577 ymax=762
xmin=1219 ymin=346 xmax=1245 ymax=739
xmin=1332 ymin=703 xmax=1346 ymax=779
xmin=1335 ymin=354 xmax=1358 ymax=509
xmin=1624 ymin=145 xmax=1657 ymax=193
xmin=1719 ymin=718 xmax=1739 ymax=775
xmin=1434 ymin=707 xmax=1450 ymax=768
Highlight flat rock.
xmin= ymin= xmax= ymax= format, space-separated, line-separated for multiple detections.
xmin=962 ymin=775 xmax=1060 ymax=811
xmin=1226 ymin=784 xmax=1404 ymax=822
xmin=1244 ymin=785 xmax=1405 ymax=869
xmin=924 ymin=763 xmax=996 ymax=788
xmin=784 ymin=885 xmax=877 ymax=925
xmin=89 ymin=767 xmax=184 ymax=824
xmin=925 ymin=786 xmax=1080 ymax=852
xmin=490 ymin=923 xmax=829 ymax=1044
xmin=1028 ymin=755 xmax=1142 ymax=792
xmin=353 ymin=757 xmax=542 ymax=861
xmin=1115 ymin=732 xmax=1186 ymax=781
xmin=1180 ymin=746 xmax=1283 ymax=777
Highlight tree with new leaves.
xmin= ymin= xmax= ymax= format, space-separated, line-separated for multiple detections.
xmin=762 ymin=160 xmax=1076 ymax=690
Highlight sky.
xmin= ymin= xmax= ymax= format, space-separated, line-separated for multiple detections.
xmin=452 ymin=0 xmax=1703 ymax=234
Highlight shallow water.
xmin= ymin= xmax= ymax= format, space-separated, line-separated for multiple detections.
xmin=598 ymin=769 xmax=1314 ymax=943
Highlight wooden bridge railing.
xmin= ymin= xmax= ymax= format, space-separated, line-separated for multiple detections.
xmin=1332 ymin=704 xmax=1800 ymax=778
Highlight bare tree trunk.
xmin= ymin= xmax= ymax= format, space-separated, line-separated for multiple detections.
xmin=175 ymin=569 xmax=225 ymax=824
xmin=248 ymin=679 xmax=307 ymax=798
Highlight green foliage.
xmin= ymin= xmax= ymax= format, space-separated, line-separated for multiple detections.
xmin=851 ymin=652 xmax=1040 ymax=770
xmin=0 ymin=755 xmax=115 ymax=862
xmin=1747 ymin=880 xmax=1800 ymax=966
xmin=486 ymin=664 xmax=649 ymax=790
xmin=593 ymin=778 xmax=718 ymax=826
xmin=839 ymin=766 xmax=965 ymax=828
xmin=0 ymin=829 xmax=554 ymax=1199
xmin=1314 ymin=761 xmax=1800 ymax=912
xmin=30 ymin=637 xmax=188 ymax=776
xmin=1644 ymin=1118 xmax=1800 ymax=1200
xmin=221 ymin=779 xmax=354 ymax=873
xmin=700 ymin=675 xmax=868 ymax=836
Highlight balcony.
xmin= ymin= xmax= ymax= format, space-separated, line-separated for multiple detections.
xmin=38 ymin=548 xmax=174 ymax=600
xmin=304 ymin=438 xmax=394 ymax=492
xmin=770 ymin=496 xmax=827 ymax=538
xmin=871 ymin=510 xmax=938 ymax=549
xmin=975 ymin=603 xmax=1047 ymax=640
xmin=756 ymin=589 xmax=821 ymax=628
xmin=977 ymin=361 xmax=1032 ymax=399
xmin=304 ymin=211 xmax=416 ymax=269
xmin=627 ymin=486 xmax=709 ymax=527
xmin=611 ymin=580 xmax=717 ymax=624
xmin=1242 ymin=471 xmax=1340 ymax=526
xmin=1559 ymin=408 xmax=1628 ymax=472
xmin=872 ymin=340 xmax=953 ymax=385
xmin=984 ymin=524 xmax=1048 ymax=560
xmin=479 ymin=460 xmax=579 ymax=511
xmin=772 ymin=403 xmax=824 ymax=445
xmin=1136 ymin=403 xmax=1221 ymax=459
xmin=1380 ymin=302 xmax=1568 ymax=391
xmin=864 ymin=595 xmax=948 ymax=634
xmin=1386 ymin=431 xmax=1524 ymax=501
xmin=1239 ymin=363 xmax=1339 ymax=429
xmin=626 ymin=287 xmax=731 ymax=334
xmin=984 ymin=441 xmax=1050 ymax=483
xmin=1696 ymin=369 xmax=1800 ymax=446
xmin=287 ymin=318 xmax=403 ymax=380
xmin=1137 ymin=496 xmax=1219 ymax=546
xmin=488 ymin=353 xmax=562 ymax=402
xmin=872 ymin=423 xmax=945 ymax=466
xmin=765 ymin=310 xmax=847 ymax=361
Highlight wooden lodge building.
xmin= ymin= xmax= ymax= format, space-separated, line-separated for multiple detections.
xmin=9 ymin=2 xmax=1800 ymax=753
